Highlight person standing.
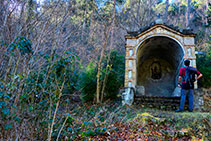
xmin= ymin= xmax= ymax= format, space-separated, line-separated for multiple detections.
xmin=176 ymin=60 xmax=203 ymax=112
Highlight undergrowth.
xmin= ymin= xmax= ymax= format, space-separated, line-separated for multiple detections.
xmin=52 ymin=102 xmax=211 ymax=140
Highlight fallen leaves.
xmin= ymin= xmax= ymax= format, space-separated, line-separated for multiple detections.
xmin=56 ymin=103 xmax=210 ymax=140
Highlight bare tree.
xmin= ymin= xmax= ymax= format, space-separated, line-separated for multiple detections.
xmin=186 ymin=0 xmax=191 ymax=28
xmin=164 ymin=0 xmax=169 ymax=23
xmin=101 ymin=0 xmax=117 ymax=102
xmin=96 ymin=25 xmax=110 ymax=103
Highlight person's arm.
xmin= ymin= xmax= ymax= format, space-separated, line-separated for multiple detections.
xmin=178 ymin=76 xmax=182 ymax=88
xmin=196 ymin=73 xmax=203 ymax=80
xmin=178 ymin=68 xmax=183 ymax=88
xmin=196 ymin=70 xmax=202 ymax=80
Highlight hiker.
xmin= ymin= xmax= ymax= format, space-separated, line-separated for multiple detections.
xmin=176 ymin=60 xmax=203 ymax=112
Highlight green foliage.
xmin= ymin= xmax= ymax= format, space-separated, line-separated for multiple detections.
xmin=80 ymin=50 xmax=125 ymax=102
xmin=55 ymin=52 xmax=81 ymax=94
xmin=196 ymin=39 xmax=211 ymax=88
xmin=80 ymin=62 xmax=97 ymax=102
xmin=0 ymin=86 xmax=19 ymax=132
xmin=27 ymin=51 xmax=80 ymax=94
xmin=8 ymin=36 xmax=33 ymax=55
xmin=153 ymin=2 xmax=166 ymax=14
xmin=0 ymin=37 xmax=81 ymax=139
xmin=103 ymin=50 xmax=125 ymax=99
xmin=168 ymin=4 xmax=179 ymax=16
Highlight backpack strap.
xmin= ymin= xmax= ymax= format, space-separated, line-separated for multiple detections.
xmin=184 ymin=66 xmax=189 ymax=83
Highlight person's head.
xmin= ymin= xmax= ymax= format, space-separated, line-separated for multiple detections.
xmin=184 ymin=60 xmax=190 ymax=66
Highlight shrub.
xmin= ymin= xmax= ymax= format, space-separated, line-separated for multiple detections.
xmin=80 ymin=62 xmax=97 ymax=102
xmin=80 ymin=50 xmax=125 ymax=102
xmin=196 ymin=39 xmax=211 ymax=88
xmin=0 ymin=37 xmax=81 ymax=139
xmin=103 ymin=50 xmax=125 ymax=100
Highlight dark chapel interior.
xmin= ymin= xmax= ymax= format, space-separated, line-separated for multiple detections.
xmin=136 ymin=36 xmax=184 ymax=97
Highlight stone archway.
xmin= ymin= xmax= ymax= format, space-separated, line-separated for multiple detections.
xmin=136 ymin=36 xmax=184 ymax=96
xmin=124 ymin=23 xmax=196 ymax=97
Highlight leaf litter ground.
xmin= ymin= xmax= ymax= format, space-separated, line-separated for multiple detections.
xmin=62 ymin=102 xmax=210 ymax=140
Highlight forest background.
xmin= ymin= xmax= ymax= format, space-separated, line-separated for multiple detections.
xmin=0 ymin=0 xmax=210 ymax=140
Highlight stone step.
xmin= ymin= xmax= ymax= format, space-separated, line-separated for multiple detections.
xmin=134 ymin=96 xmax=190 ymax=109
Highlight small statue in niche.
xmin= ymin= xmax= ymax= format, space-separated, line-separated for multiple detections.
xmin=150 ymin=62 xmax=162 ymax=79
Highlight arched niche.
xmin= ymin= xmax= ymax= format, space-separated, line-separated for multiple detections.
xmin=136 ymin=36 xmax=184 ymax=96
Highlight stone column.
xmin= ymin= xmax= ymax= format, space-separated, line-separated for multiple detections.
xmin=125 ymin=38 xmax=137 ymax=88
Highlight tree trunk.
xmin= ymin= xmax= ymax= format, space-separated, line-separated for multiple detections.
xmin=81 ymin=11 xmax=86 ymax=41
xmin=205 ymin=0 xmax=209 ymax=26
xmin=96 ymin=26 xmax=109 ymax=103
xmin=186 ymin=0 xmax=191 ymax=28
xmin=205 ymin=0 xmax=209 ymax=39
xmin=0 ymin=0 xmax=4 ymax=25
xmin=134 ymin=0 xmax=141 ymax=30
xmin=101 ymin=0 xmax=116 ymax=102
xmin=19 ymin=1 xmax=26 ymax=28
xmin=164 ymin=0 xmax=169 ymax=23
xmin=179 ymin=0 xmax=181 ymax=14
xmin=26 ymin=0 xmax=33 ymax=37
xmin=81 ymin=1 xmax=87 ymax=41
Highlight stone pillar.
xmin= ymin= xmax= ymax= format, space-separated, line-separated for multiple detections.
xmin=125 ymin=38 xmax=137 ymax=88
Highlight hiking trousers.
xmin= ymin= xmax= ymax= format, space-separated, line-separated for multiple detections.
xmin=179 ymin=89 xmax=194 ymax=111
